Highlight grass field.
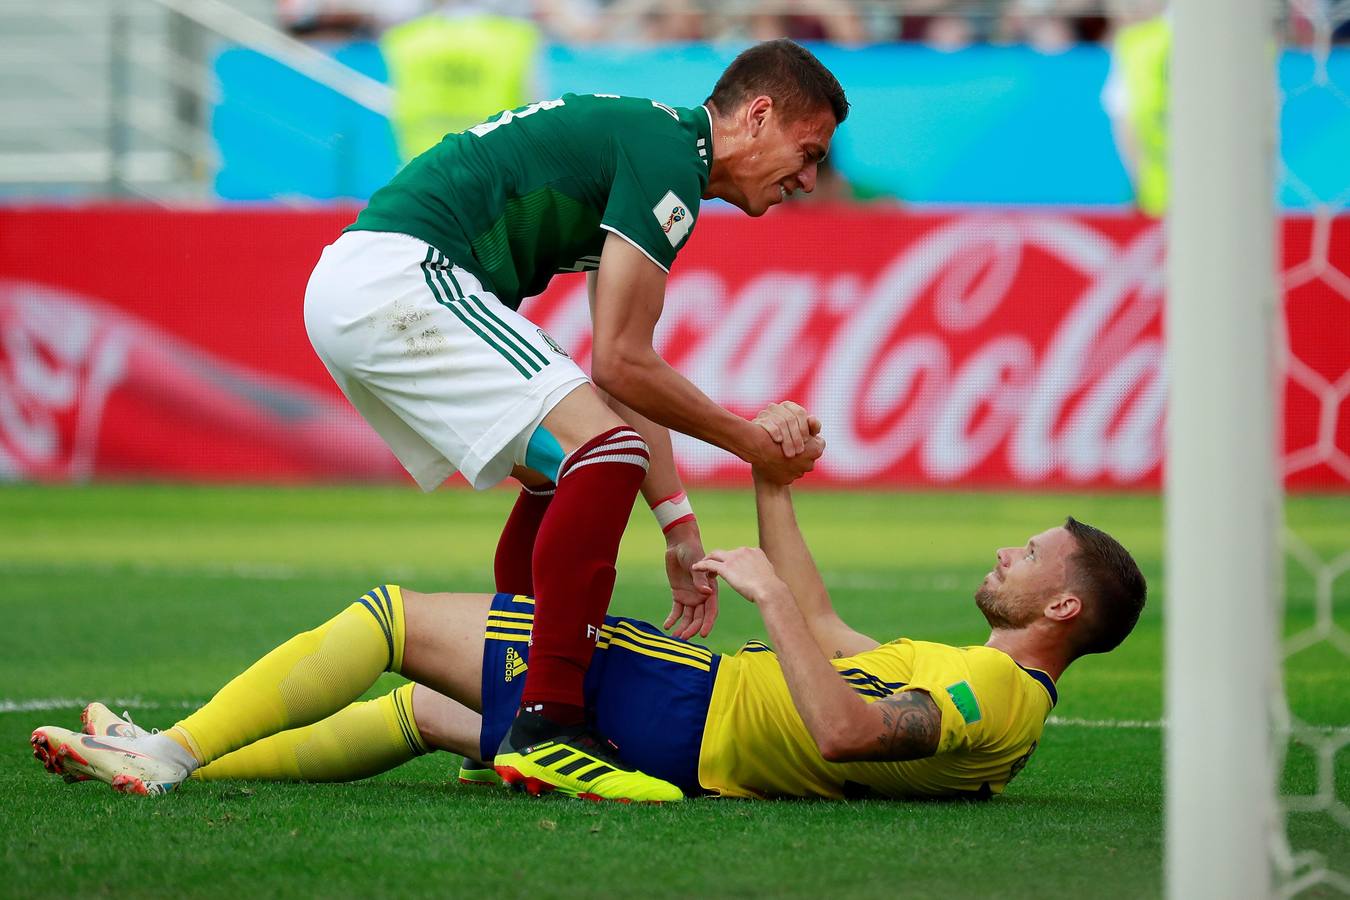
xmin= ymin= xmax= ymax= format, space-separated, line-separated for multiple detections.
xmin=1 ymin=484 xmax=1345 ymax=898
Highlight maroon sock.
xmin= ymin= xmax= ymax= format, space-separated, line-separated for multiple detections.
xmin=493 ymin=485 xmax=554 ymax=596
xmin=520 ymin=426 xmax=648 ymax=719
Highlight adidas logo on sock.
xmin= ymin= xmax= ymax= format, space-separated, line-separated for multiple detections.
xmin=505 ymin=647 xmax=528 ymax=682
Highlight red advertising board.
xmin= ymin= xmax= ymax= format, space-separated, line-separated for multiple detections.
xmin=1 ymin=206 xmax=1345 ymax=490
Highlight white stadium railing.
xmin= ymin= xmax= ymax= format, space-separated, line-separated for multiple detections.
xmin=0 ymin=0 xmax=389 ymax=201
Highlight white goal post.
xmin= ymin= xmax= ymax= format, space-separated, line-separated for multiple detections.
xmin=1165 ymin=1 xmax=1281 ymax=898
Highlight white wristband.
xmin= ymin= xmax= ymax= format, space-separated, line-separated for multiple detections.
xmin=651 ymin=491 xmax=695 ymax=534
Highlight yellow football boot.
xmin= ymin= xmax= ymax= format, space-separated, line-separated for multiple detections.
xmin=493 ymin=720 xmax=682 ymax=804
xmin=457 ymin=756 xmax=503 ymax=786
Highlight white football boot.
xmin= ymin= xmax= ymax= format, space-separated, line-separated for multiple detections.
xmin=38 ymin=703 xmax=152 ymax=783
xmin=31 ymin=724 xmax=197 ymax=795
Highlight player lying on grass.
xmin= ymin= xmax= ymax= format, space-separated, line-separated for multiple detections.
xmin=32 ymin=420 xmax=1146 ymax=802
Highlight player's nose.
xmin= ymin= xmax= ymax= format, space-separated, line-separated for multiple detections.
xmin=798 ymin=162 xmax=818 ymax=193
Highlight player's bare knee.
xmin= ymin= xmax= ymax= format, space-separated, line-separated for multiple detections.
xmin=398 ymin=588 xmax=433 ymax=665
xmin=396 ymin=591 xmax=493 ymax=708
xmin=540 ymin=383 xmax=626 ymax=453
xmin=409 ymin=683 xmax=451 ymax=752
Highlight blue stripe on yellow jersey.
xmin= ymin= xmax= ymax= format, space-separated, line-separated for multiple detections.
xmin=698 ymin=639 xmax=1055 ymax=800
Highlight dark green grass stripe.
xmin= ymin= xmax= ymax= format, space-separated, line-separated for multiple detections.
xmin=435 ymin=254 xmax=544 ymax=373
xmin=420 ymin=252 xmax=532 ymax=379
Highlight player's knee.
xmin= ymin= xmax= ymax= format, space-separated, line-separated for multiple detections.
xmin=560 ymin=426 xmax=649 ymax=481
xmin=409 ymin=682 xmax=460 ymax=753
xmin=610 ymin=428 xmax=649 ymax=456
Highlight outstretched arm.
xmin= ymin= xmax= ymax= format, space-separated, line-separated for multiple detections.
xmin=694 ymin=548 xmax=940 ymax=763
xmin=590 ymin=234 xmax=821 ymax=486
xmin=587 ymin=270 xmax=717 ymax=638
xmin=749 ymin=408 xmax=878 ymax=658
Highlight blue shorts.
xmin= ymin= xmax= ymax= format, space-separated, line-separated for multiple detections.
xmin=478 ymin=593 xmax=720 ymax=795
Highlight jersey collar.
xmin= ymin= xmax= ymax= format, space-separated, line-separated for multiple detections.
xmin=1016 ymin=663 xmax=1059 ymax=707
xmin=696 ymin=104 xmax=714 ymax=168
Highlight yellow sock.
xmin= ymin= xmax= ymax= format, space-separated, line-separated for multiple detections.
xmin=173 ymin=585 xmax=408 ymax=765
xmin=192 ymin=683 xmax=429 ymax=782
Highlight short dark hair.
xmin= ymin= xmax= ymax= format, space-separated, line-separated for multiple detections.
xmin=1062 ymin=517 xmax=1147 ymax=657
xmin=706 ymin=39 xmax=850 ymax=126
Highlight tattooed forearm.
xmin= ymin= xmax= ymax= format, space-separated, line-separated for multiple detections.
xmin=832 ymin=650 xmax=844 ymax=659
xmin=874 ymin=692 xmax=940 ymax=760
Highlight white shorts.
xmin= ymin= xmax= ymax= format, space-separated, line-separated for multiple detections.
xmin=303 ymin=230 xmax=588 ymax=491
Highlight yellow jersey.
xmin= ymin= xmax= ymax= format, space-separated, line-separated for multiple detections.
xmin=697 ymin=639 xmax=1056 ymax=799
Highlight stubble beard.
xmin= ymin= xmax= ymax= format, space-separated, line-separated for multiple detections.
xmin=974 ymin=583 xmax=1036 ymax=630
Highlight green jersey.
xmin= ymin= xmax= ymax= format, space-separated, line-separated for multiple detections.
xmin=348 ymin=93 xmax=713 ymax=310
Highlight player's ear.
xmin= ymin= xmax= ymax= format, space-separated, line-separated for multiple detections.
xmin=1044 ymin=592 xmax=1082 ymax=624
xmin=746 ymin=95 xmax=772 ymax=136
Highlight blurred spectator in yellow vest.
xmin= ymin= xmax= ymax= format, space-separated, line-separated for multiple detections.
xmin=1102 ymin=1 xmax=1169 ymax=216
xmin=380 ymin=1 xmax=542 ymax=162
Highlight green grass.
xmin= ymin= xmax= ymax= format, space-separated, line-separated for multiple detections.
xmin=0 ymin=484 xmax=1345 ymax=898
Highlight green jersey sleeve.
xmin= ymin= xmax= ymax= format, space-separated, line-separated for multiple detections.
xmin=600 ymin=113 xmax=706 ymax=273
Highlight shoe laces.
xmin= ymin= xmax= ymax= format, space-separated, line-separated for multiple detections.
xmin=120 ymin=711 xmax=151 ymax=737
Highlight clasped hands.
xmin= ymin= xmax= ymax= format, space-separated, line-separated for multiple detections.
xmin=663 ymin=402 xmax=824 ymax=637
xmin=751 ymin=400 xmax=826 ymax=485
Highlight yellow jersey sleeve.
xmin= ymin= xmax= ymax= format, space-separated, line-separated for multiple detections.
xmin=698 ymin=639 xmax=1056 ymax=800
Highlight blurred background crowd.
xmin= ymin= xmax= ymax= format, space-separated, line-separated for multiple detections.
xmin=277 ymin=0 xmax=1348 ymax=48
xmin=2 ymin=0 xmax=1346 ymax=209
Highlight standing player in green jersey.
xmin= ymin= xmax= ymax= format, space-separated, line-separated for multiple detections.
xmin=302 ymin=39 xmax=849 ymax=801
